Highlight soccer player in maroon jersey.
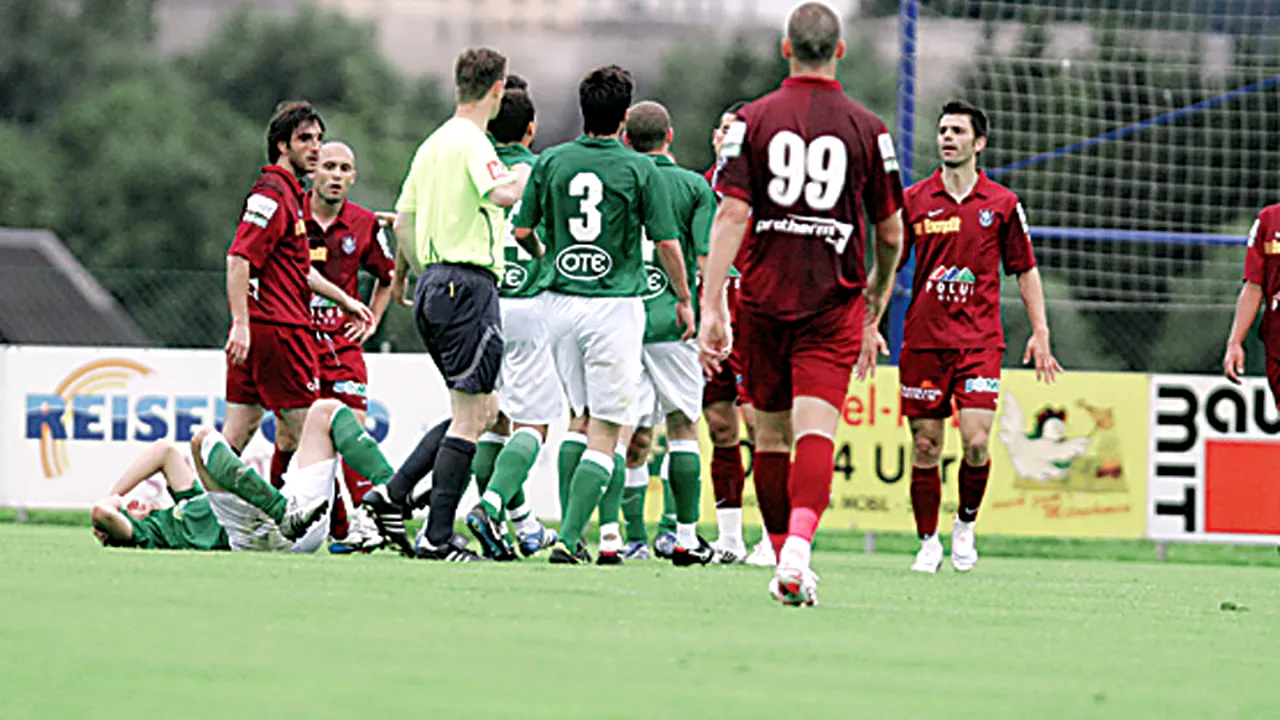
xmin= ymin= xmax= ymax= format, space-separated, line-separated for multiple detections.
xmin=700 ymin=2 xmax=905 ymax=606
xmin=899 ymin=100 xmax=1061 ymax=574
xmin=1224 ymin=207 xmax=1280 ymax=398
xmin=305 ymin=141 xmax=396 ymax=552
xmin=224 ymin=102 xmax=374 ymax=489
xmin=701 ymin=101 xmax=769 ymax=566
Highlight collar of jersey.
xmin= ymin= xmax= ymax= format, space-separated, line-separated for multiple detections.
xmin=782 ymin=75 xmax=842 ymax=91
xmin=577 ymin=135 xmax=622 ymax=148
xmin=261 ymin=165 xmax=305 ymax=198
xmin=303 ymin=193 xmax=359 ymax=230
xmin=927 ymin=168 xmax=991 ymax=202
xmin=650 ymin=154 xmax=676 ymax=167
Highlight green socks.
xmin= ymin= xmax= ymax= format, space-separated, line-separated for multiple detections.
xmin=331 ymin=406 xmax=394 ymax=485
xmin=200 ymin=432 xmax=286 ymax=522
xmin=667 ymin=439 xmax=702 ymax=525
xmin=559 ymin=449 xmax=612 ymax=548
xmin=558 ymin=432 xmax=587 ymax=518
xmin=622 ymin=464 xmax=650 ymax=544
xmin=657 ymin=457 xmax=677 ymax=536
xmin=472 ymin=433 xmax=506 ymax=494
xmin=481 ymin=428 xmax=541 ymax=516
xmin=597 ymin=451 xmax=626 ymax=526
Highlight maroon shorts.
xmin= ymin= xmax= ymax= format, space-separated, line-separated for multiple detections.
xmin=1267 ymin=355 xmax=1280 ymax=409
xmin=703 ymin=280 xmax=751 ymax=407
xmin=226 ymin=323 xmax=319 ymax=411
xmin=899 ymin=347 xmax=1004 ymax=419
xmin=318 ymin=335 xmax=369 ymax=412
xmin=737 ymin=297 xmax=864 ymax=413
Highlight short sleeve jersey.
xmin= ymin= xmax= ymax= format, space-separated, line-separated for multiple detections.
xmin=901 ymin=169 xmax=1036 ymax=351
xmin=1243 ymin=204 xmax=1280 ymax=354
xmin=643 ymin=155 xmax=715 ymax=344
xmin=495 ymin=142 xmax=547 ymax=298
xmin=119 ymin=486 xmax=231 ymax=551
xmin=514 ymin=136 xmax=679 ymax=297
xmin=715 ymin=76 xmax=904 ymax=320
xmin=395 ymin=117 xmax=515 ymax=279
xmin=306 ymin=197 xmax=395 ymax=343
xmin=228 ymin=166 xmax=312 ymax=328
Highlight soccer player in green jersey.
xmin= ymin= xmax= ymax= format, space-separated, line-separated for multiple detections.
xmin=91 ymin=440 xmax=327 ymax=552
xmin=464 ymin=76 xmax=562 ymax=560
xmin=511 ymin=65 xmax=689 ymax=565
xmin=93 ymin=398 xmax=401 ymax=554
xmin=616 ymin=101 xmax=717 ymax=566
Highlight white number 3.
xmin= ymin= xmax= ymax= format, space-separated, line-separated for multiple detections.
xmin=766 ymin=131 xmax=847 ymax=211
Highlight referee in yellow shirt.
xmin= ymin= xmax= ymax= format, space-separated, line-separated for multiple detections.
xmin=363 ymin=47 xmax=542 ymax=561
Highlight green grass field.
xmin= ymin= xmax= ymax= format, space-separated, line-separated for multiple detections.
xmin=3 ymin=524 xmax=1279 ymax=719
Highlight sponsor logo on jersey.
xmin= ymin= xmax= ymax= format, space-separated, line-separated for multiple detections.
xmin=1266 ymin=235 xmax=1280 ymax=255
xmin=501 ymin=263 xmax=528 ymax=291
xmin=926 ymin=265 xmax=976 ymax=303
xmin=243 ymin=193 xmax=278 ymax=228
xmin=556 ymin=245 xmax=613 ymax=281
xmin=927 ymin=208 xmax=945 ymax=218
xmin=342 ymin=235 xmax=357 ymax=255
xmin=901 ymin=381 xmax=943 ymax=402
xmin=720 ymin=121 xmax=746 ymax=159
xmin=754 ymin=214 xmax=854 ymax=254
xmin=915 ymin=217 xmax=962 ymax=235
xmin=310 ymin=246 xmax=328 ymax=262
xmin=979 ymin=208 xmax=995 ymax=227
xmin=964 ymin=377 xmax=1000 ymax=394
xmin=332 ymin=380 xmax=368 ymax=398
xmin=642 ymin=264 xmax=670 ymax=301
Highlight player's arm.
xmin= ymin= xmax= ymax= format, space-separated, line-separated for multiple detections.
xmin=698 ymin=197 xmax=751 ymax=369
xmin=1001 ymin=201 xmax=1061 ymax=383
xmin=865 ymin=210 xmax=904 ymax=329
xmin=1226 ymin=217 xmax=1268 ymax=384
xmin=90 ymin=495 xmax=133 ymax=546
xmin=308 ymin=267 xmax=375 ymax=331
xmin=468 ymin=132 xmax=529 ymax=208
xmin=226 ymin=188 xmax=290 ymax=365
xmin=109 ymin=442 xmax=194 ymax=497
xmin=512 ymin=162 xmax=545 ymax=258
xmin=486 ymin=163 xmax=531 ymax=208
xmin=642 ymin=169 xmax=694 ymax=337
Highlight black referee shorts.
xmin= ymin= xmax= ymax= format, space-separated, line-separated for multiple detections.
xmin=413 ymin=263 xmax=503 ymax=395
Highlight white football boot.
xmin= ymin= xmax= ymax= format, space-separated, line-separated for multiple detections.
xmin=910 ymin=535 xmax=944 ymax=573
xmin=951 ymin=517 xmax=978 ymax=572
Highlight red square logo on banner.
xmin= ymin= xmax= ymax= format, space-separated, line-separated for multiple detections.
xmin=1204 ymin=439 xmax=1280 ymax=535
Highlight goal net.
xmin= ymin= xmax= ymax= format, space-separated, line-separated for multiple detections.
xmin=890 ymin=0 xmax=1280 ymax=372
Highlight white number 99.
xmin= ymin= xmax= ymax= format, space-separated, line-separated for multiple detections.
xmin=766 ymin=131 xmax=847 ymax=211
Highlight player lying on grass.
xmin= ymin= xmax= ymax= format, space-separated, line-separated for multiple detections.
xmin=91 ymin=440 xmax=328 ymax=552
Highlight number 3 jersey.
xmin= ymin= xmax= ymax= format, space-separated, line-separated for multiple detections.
xmin=514 ymin=135 xmax=679 ymax=297
xmin=900 ymin=169 xmax=1036 ymax=351
xmin=715 ymin=76 xmax=904 ymax=320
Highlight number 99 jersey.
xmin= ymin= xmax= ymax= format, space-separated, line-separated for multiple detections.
xmin=715 ymin=76 xmax=904 ymax=320
xmin=513 ymin=136 xmax=680 ymax=298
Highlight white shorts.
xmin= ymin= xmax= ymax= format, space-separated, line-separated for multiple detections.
xmin=206 ymin=458 xmax=338 ymax=553
xmin=545 ymin=292 xmax=644 ymax=427
xmin=497 ymin=296 xmax=565 ymax=425
xmin=637 ymin=341 xmax=705 ymax=428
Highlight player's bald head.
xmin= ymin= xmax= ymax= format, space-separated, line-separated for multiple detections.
xmin=624 ymin=101 xmax=671 ymax=154
xmin=785 ymin=2 xmax=842 ymax=66
xmin=320 ymin=141 xmax=356 ymax=165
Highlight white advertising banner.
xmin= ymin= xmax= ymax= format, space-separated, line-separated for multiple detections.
xmin=1 ymin=346 xmax=564 ymax=517
xmin=1148 ymin=374 xmax=1280 ymax=544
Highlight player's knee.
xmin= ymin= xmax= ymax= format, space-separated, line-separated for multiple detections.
xmin=704 ymin=408 xmax=736 ymax=447
xmin=666 ymin=413 xmax=697 ymax=441
xmin=963 ymin=434 xmax=990 ymax=466
xmin=567 ymin=413 xmax=589 ymax=434
xmin=913 ymin=432 xmax=943 ymax=466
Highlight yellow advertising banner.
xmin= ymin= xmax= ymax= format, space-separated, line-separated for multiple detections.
xmin=687 ymin=368 xmax=1149 ymax=538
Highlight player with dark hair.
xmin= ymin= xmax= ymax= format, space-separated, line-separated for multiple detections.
xmin=899 ymin=100 xmax=1059 ymax=574
xmin=700 ymin=1 xmax=905 ymax=605
xmin=224 ymin=101 xmax=373 ymax=491
xmin=363 ymin=48 xmax=535 ymax=561
xmin=620 ymin=100 xmax=717 ymax=566
xmin=1224 ymin=204 xmax=1280 ymax=402
xmin=510 ymin=65 xmax=684 ymax=565
xmin=304 ymin=141 xmax=396 ymax=553
xmin=463 ymin=79 xmax=560 ymax=560
xmin=701 ymin=100 xmax=769 ymax=566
